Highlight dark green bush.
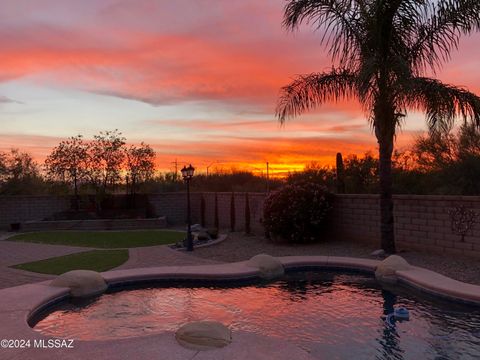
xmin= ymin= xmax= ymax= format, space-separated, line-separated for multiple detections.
xmin=200 ymin=195 xmax=206 ymax=227
xmin=263 ymin=182 xmax=333 ymax=243
xmin=245 ymin=192 xmax=251 ymax=235
xmin=230 ymin=192 xmax=235 ymax=232
xmin=207 ymin=228 xmax=219 ymax=239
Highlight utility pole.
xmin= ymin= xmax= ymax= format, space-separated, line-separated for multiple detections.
xmin=206 ymin=161 xmax=217 ymax=176
xmin=171 ymin=158 xmax=178 ymax=182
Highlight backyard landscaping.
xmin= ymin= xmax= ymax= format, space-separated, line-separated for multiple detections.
xmin=11 ymin=249 xmax=129 ymax=275
xmin=9 ymin=230 xmax=185 ymax=248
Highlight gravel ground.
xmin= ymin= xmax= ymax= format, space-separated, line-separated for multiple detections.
xmin=193 ymin=233 xmax=480 ymax=286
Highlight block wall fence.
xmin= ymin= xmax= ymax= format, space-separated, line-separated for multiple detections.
xmin=331 ymin=194 xmax=480 ymax=258
xmin=0 ymin=193 xmax=479 ymax=257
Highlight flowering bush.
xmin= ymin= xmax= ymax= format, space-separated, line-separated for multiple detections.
xmin=263 ymin=182 xmax=333 ymax=243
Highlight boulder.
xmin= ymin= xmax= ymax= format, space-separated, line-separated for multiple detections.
xmin=247 ymin=254 xmax=284 ymax=280
xmin=50 ymin=270 xmax=107 ymax=297
xmin=370 ymin=249 xmax=386 ymax=257
xmin=175 ymin=321 xmax=232 ymax=350
xmin=375 ymin=255 xmax=412 ymax=284
xmin=191 ymin=224 xmax=203 ymax=232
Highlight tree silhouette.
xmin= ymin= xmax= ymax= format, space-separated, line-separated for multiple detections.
xmin=214 ymin=192 xmax=219 ymax=229
xmin=90 ymin=130 xmax=126 ymax=194
xmin=245 ymin=192 xmax=251 ymax=234
xmin=230 ymin=192 xmax=236 ymax=232
xmin=45 ymin=135 xmax=88 ymax=210
xmin=125 ymin=142 xmax=155 ymax=199
xmin=200 ymin=194 xmax=206 ymax=228
xmin=277 ymin=0 xmax=480 ymax=253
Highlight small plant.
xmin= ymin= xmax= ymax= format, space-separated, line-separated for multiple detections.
xmin=245 ymin=192 xmax=251 ymax=235
xmin=200 ymin=195 xmax=206 ymax=228
xmin=207 ymin=228 xmax=219 ymax=239
xmin=230 ymin=192 xmax=236 ymax=232
xmin=214 ymin=193 xmax=219 ymax=229
xmin=263 ymin=181 xmax=333 ymax=243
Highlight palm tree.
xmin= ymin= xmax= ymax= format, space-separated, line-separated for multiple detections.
xmin=276 ymin=0 xmax=480 ymax=253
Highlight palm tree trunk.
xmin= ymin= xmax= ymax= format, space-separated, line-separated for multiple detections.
xmin=378 ymin=137 xmax=396 ymax=254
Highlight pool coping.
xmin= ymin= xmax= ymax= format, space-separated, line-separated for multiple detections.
xmin=1 ymin=255 xmax=480 ymax=359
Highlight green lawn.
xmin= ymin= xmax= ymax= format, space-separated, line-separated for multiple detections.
xmin=11 ymin=249 xmax=129 ymax=275
xmin=9 ymin=230 xmax=185 ymax=248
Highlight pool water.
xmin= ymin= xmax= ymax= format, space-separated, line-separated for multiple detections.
xmin=34 ymin=271 xmax=480 ymax=359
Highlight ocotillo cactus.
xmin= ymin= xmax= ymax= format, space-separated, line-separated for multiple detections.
xmin=245 ymin=192 xmax=251 ymax=235
xmin=214 ymin=193 xmax=219 ymax=229
xmin=230 ymin=192 xmax=236 ymax=232
xmin=200 ymin=194 xmax=206 ymax=228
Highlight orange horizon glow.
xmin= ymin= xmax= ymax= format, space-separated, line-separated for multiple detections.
xmin=0 ymin=130 xmax=418 ymax=178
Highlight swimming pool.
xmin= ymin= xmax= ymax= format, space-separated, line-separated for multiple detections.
xmin=32 ymin=271 xmax=480 ymax=359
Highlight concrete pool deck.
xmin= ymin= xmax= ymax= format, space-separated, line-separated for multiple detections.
xmin=1 ymin=255 xmax=480 ymax=359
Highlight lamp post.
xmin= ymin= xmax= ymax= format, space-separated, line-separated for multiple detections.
xmin=181 ymin=164 xmax=195 ymax=251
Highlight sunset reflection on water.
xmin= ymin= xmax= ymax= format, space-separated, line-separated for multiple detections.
xmin=34 ymin=272 xmax=480 ymax=359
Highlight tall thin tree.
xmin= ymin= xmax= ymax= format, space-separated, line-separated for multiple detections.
xmin=277 ymin=0 xmax=480 ymax=253
xmin=200 ymin=194 xmax=206 ymax=228
xmin=214 ymin=193 xmax=219 ymax=229
xmin=45 ymin=135 xmax=88 ymax=210
xmin=245 ymin=192 xmax=251 ymax=235
xmin=230 ymin=192 xmax=236 ymax=232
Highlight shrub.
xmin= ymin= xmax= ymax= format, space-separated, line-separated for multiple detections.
xmin=263 ymin=181 xmax=333 ymax=243
xmin=214 ymin=193 xmax=219 ymax=229
xmin=230 ymin=192 xmax=236 ymax=232
xmin=245 ymin=192 xmax=251 ymax=235
xmin=200 ymin=195 xmax=206 ymax=227
xmin=207 ymin=227 xmax=219 ymax=239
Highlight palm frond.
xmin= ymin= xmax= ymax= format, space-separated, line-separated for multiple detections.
xmin=276 ymin=68 xmax=358 ymax=123
xmin=400 ymin=77 xmax=480 ymax=133
xmin=409 ymin=0 xmax=480 ymax=73
xmin=283 ymin=0 xmax=364 ymax=67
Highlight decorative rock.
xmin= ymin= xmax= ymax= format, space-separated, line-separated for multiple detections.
xmin=175 ymin=321 xmax=232 ymax=350
xmin=370 ymin=249 xmax=386 ymax=257
xmin=375 ymin=255 xmax=412 ymax=284
xmin=50 ymin=270 xmax=108 ymax=297
xmin=247 ymin=254 xmax=284 ymax=280
xmin=191 ymin=224 xmax=203 ymax=232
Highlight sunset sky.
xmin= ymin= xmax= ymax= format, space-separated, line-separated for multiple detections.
xmin=1 ymin=0 xmax=479 ymax=176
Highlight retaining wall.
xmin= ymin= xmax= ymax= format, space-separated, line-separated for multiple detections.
xmin=0 ymin=196 xmax=70 ymax=230
xmin=21 ymin=217 xmax=167 ymax=232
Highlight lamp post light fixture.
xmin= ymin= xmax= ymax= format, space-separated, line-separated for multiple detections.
xmin=181 ymin=164 xmax=195 ymax=251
